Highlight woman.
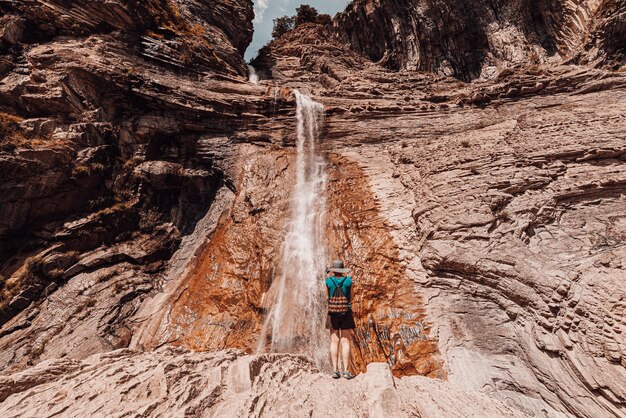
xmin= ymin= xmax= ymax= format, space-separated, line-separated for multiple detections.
xmin=325 ymin=259 xmax=356 ymax=379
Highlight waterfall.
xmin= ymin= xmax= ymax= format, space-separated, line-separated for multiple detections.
xmin=248 ymin=65 xmax=259 ymax=84
xmin=257 ymin=91 xmax=328 ymax=368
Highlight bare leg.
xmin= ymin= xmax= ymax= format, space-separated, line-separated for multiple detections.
xmin=330 ymin=330 xmax=340 ymax=371
xmin=340 ymin=329 xmax=352 ymax=372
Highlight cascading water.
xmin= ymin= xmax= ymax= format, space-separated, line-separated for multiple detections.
xmin=247 ymin=64 xmax=259 ymax=84
xmin=257 ymin=91 xmax=329 ymax=368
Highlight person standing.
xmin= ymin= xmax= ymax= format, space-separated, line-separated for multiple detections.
xmin=325 ymin=259 xmax=356 ymax=379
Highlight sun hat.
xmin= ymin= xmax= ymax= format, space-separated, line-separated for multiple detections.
xmin=327 ymin=259 xmax=350 ymax=274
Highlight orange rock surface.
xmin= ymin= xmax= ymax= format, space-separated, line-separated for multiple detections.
xmin=324 ymin=154 xmax=445 ymax=377
xmin=163 ymin=149 xmax=444 ymax=378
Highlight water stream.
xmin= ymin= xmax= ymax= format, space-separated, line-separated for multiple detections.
xmin=247 ymin=65 xmax=259 ymax=84
xmin=257 ymin=91 xmax=329 ymax=368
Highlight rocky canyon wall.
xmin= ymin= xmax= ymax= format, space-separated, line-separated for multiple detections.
xmin=581 ymin=0 xmax=626 ymax=67
xmin=251 ymin=19 xmax=626 ymax=417
xmin=334 ymin=0 xmax=626 ymax=80
xmin=0 ymin=0 xmax=267 ymax=372
xmin=0 ymin=0 xmax=625 ymax=417
xmin=129 ymin=101 xmax=445 ymax=379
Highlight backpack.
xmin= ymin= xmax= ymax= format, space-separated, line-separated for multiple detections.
xmin=327 ymin=277 xmax=350 ymax=317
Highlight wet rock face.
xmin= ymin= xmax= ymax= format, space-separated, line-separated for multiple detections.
xmin=132 ymin=147 xmax=296 ymax=355
xmin=135 ymin=147 xmax=447 ymax=378
xmin=334 ymin=0 xmax=624 ymax=80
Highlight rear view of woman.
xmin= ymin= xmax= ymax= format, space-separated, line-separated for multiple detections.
xmin=325 ymin=259 xmax=356 ymax=379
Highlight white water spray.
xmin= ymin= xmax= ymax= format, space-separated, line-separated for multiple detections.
xmin=257 ymin=91 xmax=328 ymax=368
xmin=247 ymin=65 xmax=259 ymax=84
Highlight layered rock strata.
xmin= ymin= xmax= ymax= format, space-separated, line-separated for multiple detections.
xmin=130 ymin=103 xmax=445 ymax=378
xmin=0 ymin=0 xmax=267 ymax=372
xmin=253 ymin=22 xmax=626 ymax=417
xmin=334 ymin=0 xmax=626 ymax=80
xmin=0 ymin=1 xmax=625 ymax=417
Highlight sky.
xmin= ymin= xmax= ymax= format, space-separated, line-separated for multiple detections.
xmin=245 ymin=0 xmax=350 ymax=62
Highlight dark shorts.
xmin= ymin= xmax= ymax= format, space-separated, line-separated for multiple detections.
xmin=326 ymin=311 xmax=356 ymax=330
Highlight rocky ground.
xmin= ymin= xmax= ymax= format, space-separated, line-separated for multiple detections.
xmin=0 ymin=0 xmax=625 ymax=417
xmin=0 ymin=345 xmax=565 ymax=417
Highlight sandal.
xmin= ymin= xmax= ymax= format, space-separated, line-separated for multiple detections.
xmin=343 ymin=371 xmax=355 ymax=380
xmin=331 ymin=371 xmax=341 ymax=379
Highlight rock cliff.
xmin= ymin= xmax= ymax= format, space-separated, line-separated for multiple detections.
xmin=0 ymin=0 xmax=263 ymax=369
xmin=250 ymin=20 xmax=626 ymax=416
xmin=1 ymin=0 xmax=625 ymax=417
xmin=334 ymin=0 xmax=626 ymax=80
xmin=581 ymin=0 xmax=626 ymax=67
